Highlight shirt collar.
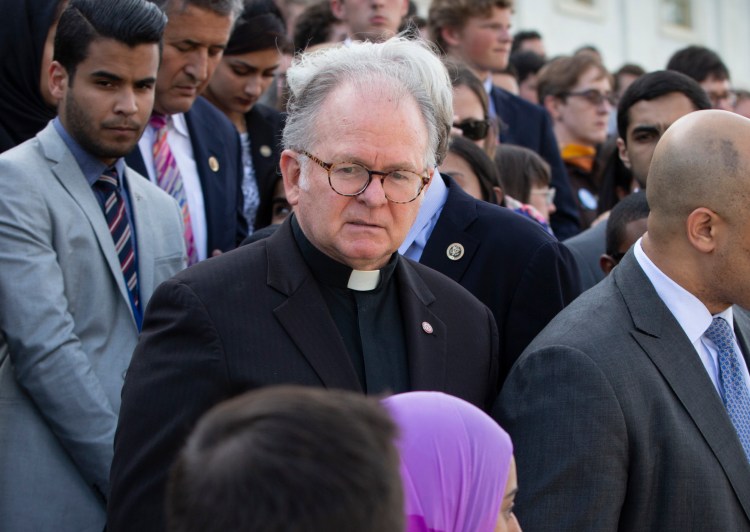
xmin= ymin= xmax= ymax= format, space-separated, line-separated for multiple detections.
xmin=291 ymin=214 xmax=398 ymax=292
xmin=399 ymin=169 xmax=448 ymax=255
xmin=53 ymin=117 xmax=126 ymax=185
xmin=166 ymin=112 xmax=190 ymax=139
xmin=634 ymin=238 xmax=731 ymax=343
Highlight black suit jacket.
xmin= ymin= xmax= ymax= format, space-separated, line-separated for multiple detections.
xmin=490 ymin=86 xmax=580 ymax=240
xmin=421 ymin=177 xmax=580 ymax=384
xmin=107 ymin=218 xmax=500 ymax=532
xmin=495 ymin=250 xmax=750 ymax=530
xmin=246 ymin=103 xmax=283 ymax=194
xmin=126 ymin=97 xmax=246 ymax=253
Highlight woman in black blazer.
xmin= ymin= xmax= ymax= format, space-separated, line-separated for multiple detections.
xmin=204 ymin=0 xmax=289 ymax=232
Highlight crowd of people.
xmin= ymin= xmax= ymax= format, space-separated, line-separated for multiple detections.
xmin=1 ymin=0 xmax=750 ymax=530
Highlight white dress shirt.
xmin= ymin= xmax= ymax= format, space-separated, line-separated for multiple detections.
xmin=138 ymin=113 xmax=208 ymax=260
xmin=634 ymin=238 xmax=750 ymax=397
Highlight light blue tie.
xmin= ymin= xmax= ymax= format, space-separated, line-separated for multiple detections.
xmin=704 ymin=317 xmax=750 ymax=462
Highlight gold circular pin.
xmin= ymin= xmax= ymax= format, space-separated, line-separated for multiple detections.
xmin=446 ymin=243 xmax=464 ymax=261
xmin=260 ymin=145 xmax=272 ymax=158
xmin=208 ymin=156 xmax=219 ymax=172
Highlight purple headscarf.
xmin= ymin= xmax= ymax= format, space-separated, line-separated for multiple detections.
xmin=383 ymin=392 xmax=513 ymax=532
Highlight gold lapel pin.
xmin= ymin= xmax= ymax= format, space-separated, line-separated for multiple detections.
xmin=208 ymin=156 xmax=219 ymax=172
xmin=260 ymin=145 xmax=272 ymax=158
xmin=446 ymin=243 xmax=464 ymax=261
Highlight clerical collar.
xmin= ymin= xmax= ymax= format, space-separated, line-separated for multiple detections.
xmin=291 ymin=214 xmax=398 ymax=292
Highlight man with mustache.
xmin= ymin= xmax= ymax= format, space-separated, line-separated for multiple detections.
xmin=0 ymin=0 xmax=185 ymax=530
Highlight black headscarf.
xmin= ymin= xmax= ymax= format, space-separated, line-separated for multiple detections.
xmin=0 ymin=0 xmax=63 ymax=153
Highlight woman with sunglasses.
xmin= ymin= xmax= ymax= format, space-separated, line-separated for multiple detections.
xmin=445 ymin=60 xmax=498 ymax=159
xmin=537 ymin=54 xmax=614 ymax=229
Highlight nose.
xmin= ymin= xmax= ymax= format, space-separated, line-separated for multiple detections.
xmin=357 ymin=174 xmax=388 ymax=207
xmin=184 ymin=49 xmax=209 ymax=83
xmin=244 ymin=76 xmax=262 ymax=98
xmin=114 ymin=88 xmax=138 ymax=115
xmin=547 ymin=199 xmax=557 ymax=216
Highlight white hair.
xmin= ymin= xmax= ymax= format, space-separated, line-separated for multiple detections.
xmin=282 ymin=37 xmax=453 ymax=167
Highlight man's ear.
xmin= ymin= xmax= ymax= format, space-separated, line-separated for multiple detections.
xmin=543 ymin=94 xmax=562 ymax=121
xmin=330 ymin=0 xmax=345 ymax=21
xmin=492 ymin=185 xmax=504 ymax=205
xmin=48 ymin=61 xmax=68 ymax=102
xmin=280 ymin=149 xmax=302 ymax=207
xmin=685 ymin=207 xmax=720 ymax=254
xmin=616 ymin=136 xmax=631 ymax=169
xmin=599 ymin=254 xmax=617 ymax=275
xmin=440 ymin=25 xmax=463 ymax=49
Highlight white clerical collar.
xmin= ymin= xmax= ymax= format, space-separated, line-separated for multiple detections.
xmin=347 ymin=269 xmax=381 ymax=291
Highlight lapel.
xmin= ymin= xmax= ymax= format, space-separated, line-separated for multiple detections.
xmin=395 ymin=258 xmax=448 ymax=390
xmin=615 ymin=252 xmax=750 ymax=517
xmin=419 ymin=176 xmax=480 ymax=283
xmin=124 ymin=168 xmax=155 ymax=300
xmin=266 ymin=220 xmax=362 ymax=391
xmin=38 ymin=124 xmax=136 ymax=325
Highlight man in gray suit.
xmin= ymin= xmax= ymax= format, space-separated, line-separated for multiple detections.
xmin=496 ymin=109 xmax=750 ymax=530
xmin=0 ymin=1 xmax=185 ymax=530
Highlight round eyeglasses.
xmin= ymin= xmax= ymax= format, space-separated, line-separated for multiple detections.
xmin=302 ymin=151 xmax=430 ymax=204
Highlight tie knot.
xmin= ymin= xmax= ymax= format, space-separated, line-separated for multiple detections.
xmin=149 ymin=112 xmax=168 ymax=130
xmin=96 ymin=168 xmax=119 ymax=193
xmin=705 ymin=317 xmax=735 ymax=348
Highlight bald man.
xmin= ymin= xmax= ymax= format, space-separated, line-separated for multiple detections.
xmin=495 ymin=110 xmax=750 ymax=530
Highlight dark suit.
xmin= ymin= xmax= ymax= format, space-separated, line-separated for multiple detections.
xmin=495 ymin=250 xmax=750 ymax=531
xmin=490 ymin=86 xmax=580 ymax=240
xmin=107 ymin=218 xmax=500 ymax=532
xmin=420 ymin=176 xmax=580 ymax=384
xmin=563 ymin=220 xmax=607 ymax=292
xmin=126 ymin=96 xmax=246 ymax=253
xmin=246 ymin=103 xmax=283 ymax=195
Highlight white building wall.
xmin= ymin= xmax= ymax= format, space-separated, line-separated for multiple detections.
xmin=415 ymin=0 xmax=750 ymax=88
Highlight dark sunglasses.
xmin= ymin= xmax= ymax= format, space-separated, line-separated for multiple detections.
xmin=562 ymin=89 xmax=617 ymax=107
xmin=453 ymin=118 xmax=491 ymax=141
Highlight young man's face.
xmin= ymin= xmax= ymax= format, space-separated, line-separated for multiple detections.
xmin=443 ymin=6 xmax=512 ymax=78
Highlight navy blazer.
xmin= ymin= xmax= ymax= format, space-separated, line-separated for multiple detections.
xmin=490 ymin=86 xmax=580 ymax=240
xmin=245 ymin=103 xmax=285 ymax=230
xmin=420 ymin=176 xmax=581 ymax=384
xmin=126 ymin=96 xmax=247 ymax=253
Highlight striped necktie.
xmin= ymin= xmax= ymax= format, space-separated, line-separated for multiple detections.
xmin=150 ymin=113 xmax=198 ymax=265
xmin=704 ymin=316 xmax=750 ymax=462
xmin=95 ymin=168 xmax=140 ymax=313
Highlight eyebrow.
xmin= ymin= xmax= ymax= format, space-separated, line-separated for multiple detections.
xmin=629 ymin=124 xmax=663 ymax=136
xmin=90 ymin=71 xmax=123 ymax=82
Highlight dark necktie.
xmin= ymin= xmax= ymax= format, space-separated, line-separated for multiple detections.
xmin=704 ymin=316 xmax=750 ymax=462
xmin=94 ymin=168 xmax=140 ymax=313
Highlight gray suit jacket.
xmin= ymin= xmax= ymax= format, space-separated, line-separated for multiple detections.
xmin=495 ymin=250 xmax=750 ymax=531
xmin=0 ymin=123 xmax=186 ymax=532
xmin=563 ymin=219 xmax=606 ymax=292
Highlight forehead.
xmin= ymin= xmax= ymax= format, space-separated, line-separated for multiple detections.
xmin=163 ymin=3 xmax=233 ymax=43
xmin=626 ymin=92 xmax=696 ymax=135
xmin=312 ymin=82 xmax=429 ymax=166
xmin=574 ymin=66 xmax=610 ymax=88
xmin=77 ymin=38 xmax=160 ymax=78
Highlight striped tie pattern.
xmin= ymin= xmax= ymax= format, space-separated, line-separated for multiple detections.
xmin=704 ymin=316 xmax=750 ymax=462
xmin=95 ymin=169 xmax=140 ymax=312
xmin=150 ymin=113 xmax=198 ymax=265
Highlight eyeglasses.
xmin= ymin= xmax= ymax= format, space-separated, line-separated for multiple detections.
xmin=530 ymin=187 xmax=556 ymax=205
xmin=453 ymin=118 xmax=491 ymax=141
xmin=301 ymin=151 xmax=430 ymax=204
xmin=708 ymin=90 xmax=737 ymax=109
xmin=562 ymin=89 xmax=617 ymax=107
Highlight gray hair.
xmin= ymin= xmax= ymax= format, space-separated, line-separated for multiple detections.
xmin=283 ymin=37 xmax=453 ymax=167
xmin=149 ymin=0 xmax=243 ymax=21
